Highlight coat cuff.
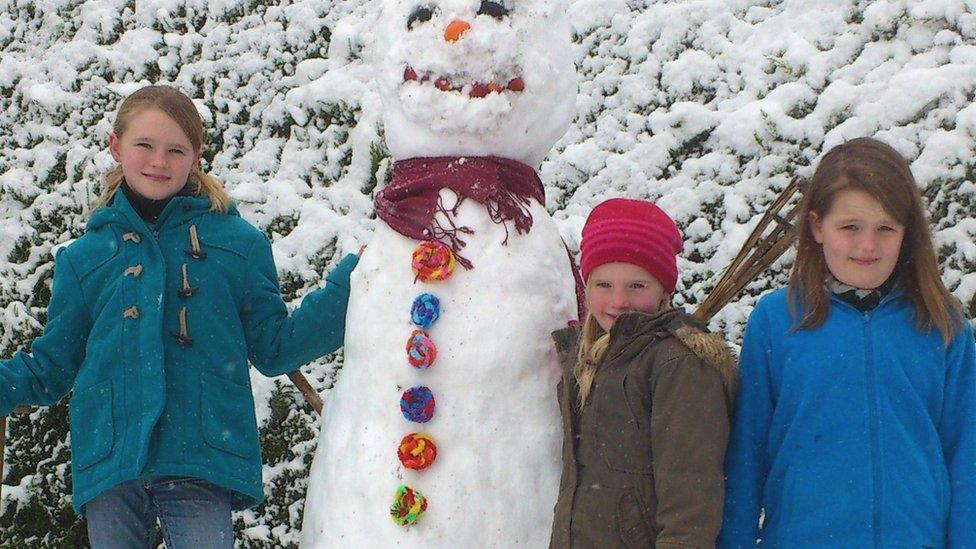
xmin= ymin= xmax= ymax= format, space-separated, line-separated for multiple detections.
xmin=325 ymin=253 xmax=359 ymax=289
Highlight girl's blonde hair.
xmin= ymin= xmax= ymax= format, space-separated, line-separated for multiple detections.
xmin=574 ymin=312 xmax=610 ymax=409
xmin=94 ymin=85 xmax=230 ymax=213
xmin=789 ymin=137 xmax=962 ymax=343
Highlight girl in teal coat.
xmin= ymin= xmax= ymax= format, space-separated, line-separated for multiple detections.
xmin=0 ymin=85 xmax=359 ymax=548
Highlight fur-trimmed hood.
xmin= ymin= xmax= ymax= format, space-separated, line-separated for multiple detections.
xmin=673 ymin=322 xmax=739 ymax=402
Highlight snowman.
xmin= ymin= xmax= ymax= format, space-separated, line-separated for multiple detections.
xmin=301 ymin=0 xmax=578 ymax=546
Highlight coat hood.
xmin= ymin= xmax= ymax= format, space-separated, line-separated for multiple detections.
xmin=608 ymin=307 xmax=739 ymax=402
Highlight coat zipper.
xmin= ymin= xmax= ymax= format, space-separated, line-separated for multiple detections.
xmin=862 ymin=312 xmax=884 ymax=547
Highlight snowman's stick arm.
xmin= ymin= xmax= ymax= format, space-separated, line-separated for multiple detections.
xmin=287 ymin=370 xmax=324 ymax=415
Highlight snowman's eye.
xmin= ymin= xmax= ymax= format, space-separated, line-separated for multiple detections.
xmin=407 ymin=6 xmax=435 ymax=29
xmin=477 ymin=1 xmax=509 ymax=18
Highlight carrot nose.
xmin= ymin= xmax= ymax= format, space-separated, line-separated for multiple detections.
xmin=444 ymin=20 xmax=471 ymax=42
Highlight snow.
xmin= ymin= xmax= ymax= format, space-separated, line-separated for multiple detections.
xmin=0 ymin=0 xmax=974 ymax=544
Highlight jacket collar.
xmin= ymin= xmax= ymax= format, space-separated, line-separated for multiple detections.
xmin=121 ymin=179 xmax=196 ymax=224
xmin=87 ymin=188 xmax=238 ymax=233
xmin=608 ymin=307 xmax=699 ymax=342
xmin=600 ymin=308 xmax=693 ymax=369
xmin=828 ymin=286 xmax=906 ymax=315
xmin=551 ymin=309 xmax=695 ymax=365
xmin=609 ymin=308 xmax=738 ymax=400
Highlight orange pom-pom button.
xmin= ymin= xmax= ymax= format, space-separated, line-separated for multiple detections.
xmin=398 ymin=432 xmax=438 ymax=471
xmin=412 ymin=241 xmax=455 ymax=283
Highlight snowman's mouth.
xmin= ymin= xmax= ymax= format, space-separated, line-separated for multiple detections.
xmin=402 ymin=66 xmax=525 ymax=98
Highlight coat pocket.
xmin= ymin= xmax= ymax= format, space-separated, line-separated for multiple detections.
xmin=70 ymin=380 xmax=115 ymax=470
xmin=617 ymin=487 xmax=655 ymax=548
xmin=200 ymin=372 xmax=259 ymax=459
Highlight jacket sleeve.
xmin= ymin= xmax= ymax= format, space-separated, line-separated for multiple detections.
xmin=650 ymin=349 xmax=731 ymax=548
xmin=941 ymin=319 xmax=976 ymax=548
xmin=717 ymin=302 xmax=775 ymax=549
xmin=0 ymin=248 xmax=91 ymax=416
xmin=551 ymin=325 xmax=581 ymax=367
xmin=241 ymin=232 xmax=359 ymax=377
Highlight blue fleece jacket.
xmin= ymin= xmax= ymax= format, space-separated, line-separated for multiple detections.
xmin=719 ymin=288 xmax=976 ymax=548
xmin=0 ymin=190 xmax=359 ymax=514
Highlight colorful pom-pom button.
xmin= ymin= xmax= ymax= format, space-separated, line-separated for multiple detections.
xmin=412 ymin=241 xmax=455 ymax=283
xmin=410 ymin=293 xmax=441 ymax=330
xmin=390 ymin=485 xmax=428 ymax=526
xmin=401 ymin=385 xmax=435 ymax=423
xmin=398 ymin=432 xmax=438 ymax=471
xmin=406 ymin=329 xmax=437 ymax=369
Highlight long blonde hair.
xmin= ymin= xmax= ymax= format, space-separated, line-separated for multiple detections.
xmin=93 ymin=85 xmax=230 ymax=213
xmin=574 ymin=312 xmax=611 ymax=409
xmin=788 ymin=137 xmax=962 ymax=343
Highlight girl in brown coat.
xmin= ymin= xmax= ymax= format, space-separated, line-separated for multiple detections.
xmin=551 ymin=198 xmax=737 ymax=548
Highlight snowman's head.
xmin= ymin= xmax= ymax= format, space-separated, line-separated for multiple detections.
xmin=375 ymin=0 xmax=577 ymax=167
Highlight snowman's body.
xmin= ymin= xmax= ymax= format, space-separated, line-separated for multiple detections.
xmin=303 ymin=194 xmax=576 ymax=546
xmin=302 ymin=0 xmax=578 ymax=545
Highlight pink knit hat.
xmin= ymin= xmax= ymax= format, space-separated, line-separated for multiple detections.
xmin=579 ymin=198 xmax=683 ymax=292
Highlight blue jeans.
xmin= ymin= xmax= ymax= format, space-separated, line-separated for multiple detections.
xmin=85 ymin=476 xmax=234 ymax=549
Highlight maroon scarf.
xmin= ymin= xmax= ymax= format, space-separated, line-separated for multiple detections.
xmin=374 ymin=156 xmax=545 ymax=269
xmin=375 ymin=155 xmax=585 ymax=321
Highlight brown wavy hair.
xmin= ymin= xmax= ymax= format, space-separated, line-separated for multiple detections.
xmin=93 ymin=85 xmax=229 ymax=212
xmin=788 ymin=137 xmax=962 ymax=343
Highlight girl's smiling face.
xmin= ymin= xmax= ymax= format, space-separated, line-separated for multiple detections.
xmin=810 ymin=188 xmax=904 ymax=290
xmin=109 ymin=107 xmax=200 ymax=200
xmin=585 ymin=262 xmax=668 ymax=332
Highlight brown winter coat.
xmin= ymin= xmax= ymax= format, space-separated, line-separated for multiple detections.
xmin=549 ymin=308 xmax=737 ymax=548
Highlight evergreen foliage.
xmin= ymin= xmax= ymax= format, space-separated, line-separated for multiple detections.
xmin=0 ymin=0 xmax=973 ymax=546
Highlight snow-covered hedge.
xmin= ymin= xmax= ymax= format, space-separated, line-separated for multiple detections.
xmin=0 ymin=0 xmax=973 ymax=546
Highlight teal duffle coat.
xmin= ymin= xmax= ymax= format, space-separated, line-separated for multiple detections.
xmin=0 ymin=190 xmax=358 ymax=514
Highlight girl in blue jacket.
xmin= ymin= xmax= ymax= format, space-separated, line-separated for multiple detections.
xmin=719 ymin=137 xmax=976 ymax=548
xmin=0 ymin=85 xmax=359 ymax=548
